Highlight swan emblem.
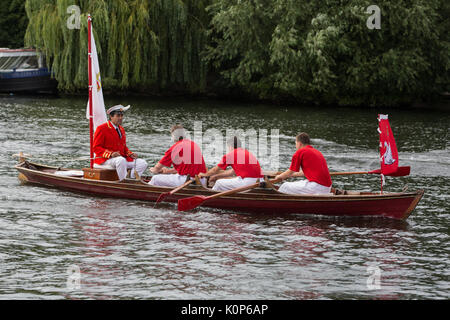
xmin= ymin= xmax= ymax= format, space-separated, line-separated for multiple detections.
xmin=383 ymin=141 xmax=396 ymax=165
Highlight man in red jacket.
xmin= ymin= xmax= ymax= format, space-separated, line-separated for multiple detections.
xmin=275 ymin=132 xmax=332 ymax=194
xmin=149 ymin=124 xmax=207 ymax=187
xmin=93 ymin=105 xmax=147 ymax=181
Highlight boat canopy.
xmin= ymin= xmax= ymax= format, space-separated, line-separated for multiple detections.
xmin=0 ymin=49 xmax=44 ymax=71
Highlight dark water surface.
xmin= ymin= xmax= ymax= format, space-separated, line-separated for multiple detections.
xmin=0 ymin=95 xmax=448 ymax=299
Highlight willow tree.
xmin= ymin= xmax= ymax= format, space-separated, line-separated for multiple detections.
xmin=206 ymin=0 xmax=450 ymax=106
xmin=24 ymin=0 xmax=211 ymax=93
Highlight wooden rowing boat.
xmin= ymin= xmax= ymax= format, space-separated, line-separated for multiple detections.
xmin=15 ymin=161 xmax=424 ymax=220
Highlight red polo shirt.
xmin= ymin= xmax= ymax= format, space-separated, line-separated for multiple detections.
xmin=289 ymin=145 xmax=332 ymax=187
xmin=218 ymin=148 xmax=263 ymax=178
xmin=159 ymin=139 xmax=207 ymax=176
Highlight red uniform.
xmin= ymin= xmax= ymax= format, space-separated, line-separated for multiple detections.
xmin=218 ymin=148 xmax=263 ymax=178
xmin=159 ymin=139 xmax=207 ymax=176
xmin=93 ymin=121 xmax=133 ymax=165
xmin=289 ymin=145 xmax=332 ymax=187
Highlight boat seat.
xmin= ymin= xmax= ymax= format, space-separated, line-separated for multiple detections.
xmin=94 ymin=163 xmax=134 ymax=179
xmin=93 ymin=163 xmax=115 ymax=170
xmin=333 ymin=189 xmax=361 ymax=195
xmin=344 ymin=191 xmax=361 ymax=195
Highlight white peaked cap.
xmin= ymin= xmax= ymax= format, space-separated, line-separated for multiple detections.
xmin=106 ymin=104 xmax=131 ymax=115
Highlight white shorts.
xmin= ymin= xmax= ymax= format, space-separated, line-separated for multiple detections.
xmin=212 ymin=176 xmax=262 ymax=191
xmin=148 ymin=174 xmax=206 ymax=187
xmin=278 ymin=180 xmax=331 ymax=195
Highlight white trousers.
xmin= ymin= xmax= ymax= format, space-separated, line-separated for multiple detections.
xmin=148 ymin=174 xmax=206 ymax=187
xmin=212 ymin=177 xmax=261 ymax=191
xmin=278 ymin=180 xmax=331 ymax=195
xmin=95 ymin=157 xmax=148 ymax=181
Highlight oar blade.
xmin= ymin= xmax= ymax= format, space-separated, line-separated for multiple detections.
xmin=178 ymin=196 xmax=208 ymax=212
xmin=390 ymin=166 xmax=410 ymax=177
xmin=155 ymin=192 xmax=169 ymax=204
xmin=368 ymin=166 xmax=410 ymax=177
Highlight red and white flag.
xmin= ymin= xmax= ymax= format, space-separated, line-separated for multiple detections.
xmin=378 ymin=114 xmax=398 ymax=177
xmin=86 ymin=21 xmax=107 ymax=131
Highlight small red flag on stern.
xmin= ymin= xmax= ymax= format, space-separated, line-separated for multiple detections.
xmin=378 ymin=114 xmax=399 ymax=177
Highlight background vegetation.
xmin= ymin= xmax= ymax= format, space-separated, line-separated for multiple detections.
xmin=206 ymin=0 xmax=449 ymax=106
xmin=3 ymin=0 xmax=449 ymax=106
xmin=24 ymin=0 xmax=209 ymax=93
xmin=0 ymin=0 xmax=28 ymax=48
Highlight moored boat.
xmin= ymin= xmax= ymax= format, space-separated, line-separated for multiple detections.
xmin=15 ymin=160 xmax=424 ymax=220
xmin=0 ymin=48 xmax=57 ymax=94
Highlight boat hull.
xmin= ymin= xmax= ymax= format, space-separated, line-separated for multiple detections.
xmin=15 ymin=162 xmax=424 ymax=220
xmin=0 ymin=74 xmax=58 ymax=93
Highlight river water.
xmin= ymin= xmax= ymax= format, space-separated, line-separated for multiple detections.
xmin=0 ymin=95 xmax=448 ymax=299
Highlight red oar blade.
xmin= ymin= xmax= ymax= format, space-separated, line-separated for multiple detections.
xmin=155 ymin=192 xmax=169 ymax=204
xmin=389 ymin=166 xmax=410 ymax=176
xmin=368 ymin=166 xmax=410 ymax=177
xmin=178 ymin=195 xmax=208 ymax=212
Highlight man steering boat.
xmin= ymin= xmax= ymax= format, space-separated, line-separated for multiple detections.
xmin=92 ymin=104 xmax=148 ymax=181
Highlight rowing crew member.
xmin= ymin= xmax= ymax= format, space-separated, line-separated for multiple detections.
xmin=148 ymin=124 xmax=207 ymax=187
xmin=199 ymin=136 xmax=263 ymax=191
xmin=275 ymin=132 xmax=332 ymax=194
xmin=93 ymin=105 xmax=148 ymax=181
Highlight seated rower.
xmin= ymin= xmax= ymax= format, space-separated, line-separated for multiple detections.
xmin=275 ymin=132 xmax=332 ymax=194
xmin=93 ymin=105 xmax=148 ymax=181
xmin=148 ymin=124 xmax=207 ymax=187
xmin=199 ymin=136 xmax=263 ymax=191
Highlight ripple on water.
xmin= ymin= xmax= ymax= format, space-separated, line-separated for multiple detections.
xmin=0 ymin=96 xmax=449 ymax=299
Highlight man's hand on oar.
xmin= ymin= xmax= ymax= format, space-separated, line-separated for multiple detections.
xmin=178 ymin=178 xmax=281 ymax=212
xmin=154 ymin=176 xmax=195 ymax=206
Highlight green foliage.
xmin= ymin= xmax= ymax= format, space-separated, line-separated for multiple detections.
xmin=24 ymin=0 xmax=210 ymax=92
xmin=0 ymin=0 xmax=28 ymax=48
xmin=22 ymin=0 xmax=449 ymax=105
xmin=206 ymin=0 xmax=450 ymax=106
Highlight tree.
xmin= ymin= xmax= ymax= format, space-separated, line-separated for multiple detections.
xmin=24 ymin=0 xmax=211 ymax=92
xmin=0 ymin=0 xmax=28 ymax=48
xmin=206 ymin=0 xmax=450 ymax=106
xmin=22 ymin=0 xmax=449 ymax=103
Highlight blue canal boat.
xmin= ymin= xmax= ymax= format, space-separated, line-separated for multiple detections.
xmin=0 ymin=48 xmax=57 ymax=94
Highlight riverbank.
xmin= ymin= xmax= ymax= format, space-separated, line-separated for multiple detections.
xmin=4 ymin=89 xmax=448 ymax=111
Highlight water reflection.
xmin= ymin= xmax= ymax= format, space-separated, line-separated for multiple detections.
xmin=67 ymin=200 xmax=129 ymax=299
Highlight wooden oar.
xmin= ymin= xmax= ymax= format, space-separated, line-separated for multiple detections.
xmin=330 ymin=166 xmax=410 ymax=177
xmin=155 ymin=177 xmax=194 ymax=205
xmin=262 ymin=166 xmax=410 ymax=178
xmin=178 ymin=178 xmax=280 ymax=212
